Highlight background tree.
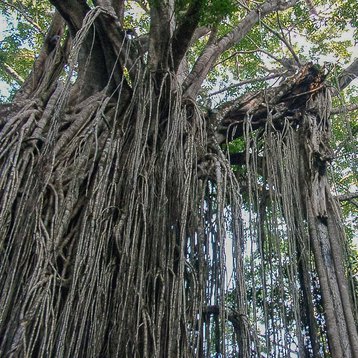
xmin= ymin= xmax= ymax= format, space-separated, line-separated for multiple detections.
xmin=0 ymin=0 xmax=357 ymax=357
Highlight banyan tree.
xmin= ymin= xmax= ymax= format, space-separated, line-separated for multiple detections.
xmin=0 ymin=0 xmax=357 ymax=357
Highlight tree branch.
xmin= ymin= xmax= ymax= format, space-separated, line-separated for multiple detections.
xmin=338 ymin=58 xmax=358 ymax=90
xmin=49 ymin=0 xmax=89 ymax=36
xmin=172 ymin=0 xmax=203 ymax=72
xmin=0 ymin=62 xmax=24 ymax=85
xmin=93 ymin=0 xmax=119 ymax=18
xmin=148 ymin=0 xmax=175 ymax=73
xmin=49 ymin=0 xmax=110 ymax=97
xmin=183 ymin=0 xmax=299 ymax=98
xmin=0 ymin=0 xmax=44 ymax=34
xmin=50 ymin=0 xmax=132 ymax=98
xmin=336 ymin=192 xmax=358 ymax=202
xmin=214 ymin=63 xmax=325 ymax=144
xmin=111 ymin=0 xmax=125 ymax=24
xmin=191 ymin=26 xmax=211 ymax=44
xmin=261 ymin=20 xmax=301 ymax=66
xmin=209 ymin=72 xmax=285 ymax=96
xmin=14 ymin=10 xmax=66 ymax=100
xmin=331 ymin=103 xmax=358 ymax=114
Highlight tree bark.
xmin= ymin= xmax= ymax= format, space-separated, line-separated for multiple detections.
xmin=0 ymin=2 xmax=356 ymax=357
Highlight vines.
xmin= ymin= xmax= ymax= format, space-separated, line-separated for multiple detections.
xmin=0 ymin=3 xmax=357 ymax=358
xmin=0 ymin=31 xmax=249 ymax=356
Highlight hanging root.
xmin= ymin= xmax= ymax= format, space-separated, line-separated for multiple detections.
xmin=1 ymin=11 xmax=356 ymax=356
xmin=0 ymin=35 xmax=250 ymax=356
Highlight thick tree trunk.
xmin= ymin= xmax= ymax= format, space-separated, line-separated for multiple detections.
xmin=0 ymin=2 xmax=357 ymax=357
xmin=298 ymin=96 xmax=358 ymax=357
